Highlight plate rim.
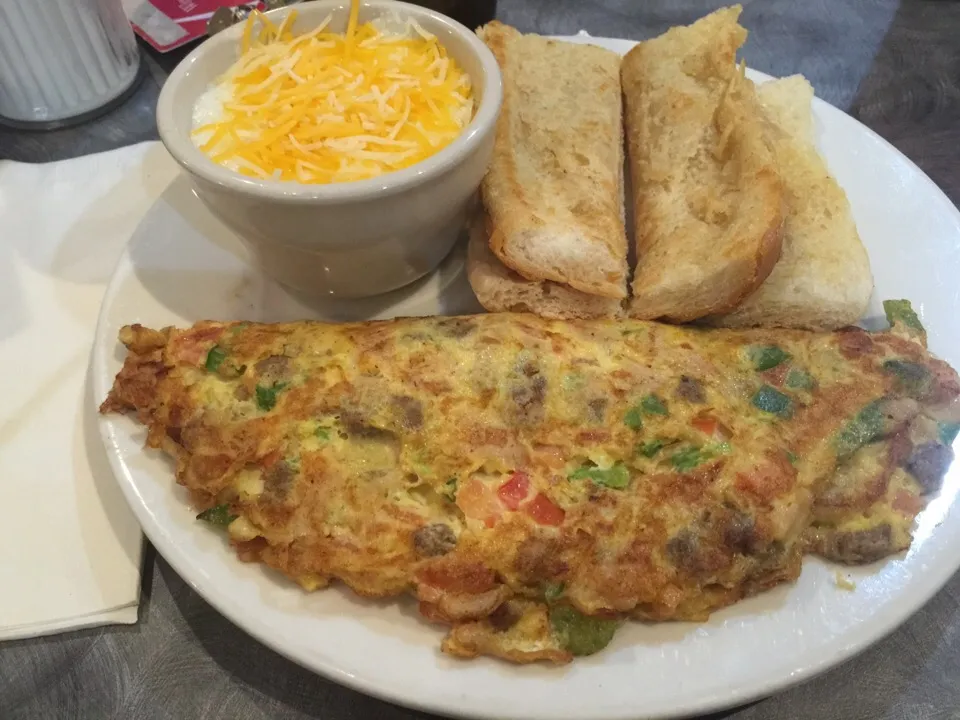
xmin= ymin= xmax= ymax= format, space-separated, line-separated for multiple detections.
xmin=93 ymin=34 xmax=960 ymax=720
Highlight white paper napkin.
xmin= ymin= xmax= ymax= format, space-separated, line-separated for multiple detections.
xmin=0 ymin=142 xmax=179 ymax=640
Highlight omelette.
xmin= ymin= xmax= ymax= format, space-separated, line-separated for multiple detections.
xmin=101 ymin=300 xmax=959 ymax=664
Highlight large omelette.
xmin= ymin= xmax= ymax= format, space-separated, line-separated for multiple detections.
xmin=101 ymin=301 xmax=960 ymax=663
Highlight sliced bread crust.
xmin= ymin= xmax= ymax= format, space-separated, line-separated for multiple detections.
xmin=706 ymin=75 xmax=873 ymax=330
xmin=477 ymin=22 xmax=628 ymax=299
xmin=623 ymin=5 xmax=785 ymax=322
xmin=466 ymin=213 xmax=624 ymax=319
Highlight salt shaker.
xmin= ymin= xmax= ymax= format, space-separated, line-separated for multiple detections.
xmin=0 ymin=0 xmax=141 ymax=128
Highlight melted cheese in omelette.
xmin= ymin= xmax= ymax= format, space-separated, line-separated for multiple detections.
xmin=101 ymin=310 xmax=960 ymax=664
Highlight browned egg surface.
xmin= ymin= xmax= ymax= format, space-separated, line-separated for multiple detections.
xmin=101 ymin=309 xmax=959 ymax=663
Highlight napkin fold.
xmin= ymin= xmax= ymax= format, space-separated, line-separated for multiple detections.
xmin=0 ymin=142 xmax=179 ymax=640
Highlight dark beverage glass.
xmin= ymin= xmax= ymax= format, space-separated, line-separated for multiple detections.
xmin=407 ymin=0 xmax=497 ymax=31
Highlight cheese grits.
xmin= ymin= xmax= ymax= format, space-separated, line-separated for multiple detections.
xmin=191 ymin=4 xmax=474 ymax=183
xmin=101 ymin=302 xmax=959 ymax=663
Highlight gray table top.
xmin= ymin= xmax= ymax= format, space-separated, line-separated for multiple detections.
xmin=3 ymin=1 xmax=960 ymax=718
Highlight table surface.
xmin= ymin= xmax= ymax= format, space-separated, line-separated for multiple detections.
xmin=4 ymin=1 xmax=960 ymax=719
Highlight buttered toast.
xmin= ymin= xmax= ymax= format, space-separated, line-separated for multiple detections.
xmin=466 ymin=213 xmax=624 ymax=319
xmin=707 ymin=75 xmax=873 ymax=330
xmin=622 ymin=6 xmax=784 ymax=322
xmin=477 ymin=22 xmax=628 ymax=299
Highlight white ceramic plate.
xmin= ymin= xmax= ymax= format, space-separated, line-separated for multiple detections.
xmin=94 ymin=35 xmax=960 ymax=720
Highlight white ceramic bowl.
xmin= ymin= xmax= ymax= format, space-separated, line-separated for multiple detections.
xmin=156 ymin=0 xmax=502 ymax=299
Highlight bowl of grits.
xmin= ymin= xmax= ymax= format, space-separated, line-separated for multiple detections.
xmin=156 ymin=0 xmax=502 ymax=299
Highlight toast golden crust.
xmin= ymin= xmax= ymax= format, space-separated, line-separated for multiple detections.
xmin=707 ymin=76 xmax=874 ymax=330
xmin=466 ymin=213 xmax=624 ymax=320
xmin=623 ymin=6 xmax=785 ymax=322
xmin=478 ymin=22 xmax=628 ymax=299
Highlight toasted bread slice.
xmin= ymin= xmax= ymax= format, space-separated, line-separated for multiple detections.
xmin=477 ymin=22 xmax=628 ymax=299
xmin=707 ymin=76 xmax=873 ymax=330
xmin=467 ymin=213 xmax=623 ymax=319
xmin=622 ymin=5 xmax=785 ymax=322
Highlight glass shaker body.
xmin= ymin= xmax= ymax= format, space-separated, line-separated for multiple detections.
xmin=0 ymin=0 xmax=141 ymax=127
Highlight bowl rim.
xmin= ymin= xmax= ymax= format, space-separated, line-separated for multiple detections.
xmin=156 ymin=0 xmax=502 ymax=205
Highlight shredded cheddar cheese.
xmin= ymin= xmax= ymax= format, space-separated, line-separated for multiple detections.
xmin=192 ymin=2 xmax=474 ymax=184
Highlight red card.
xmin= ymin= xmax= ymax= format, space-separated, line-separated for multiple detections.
xmin=123 ymin=0 xmax=266 ymax=52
